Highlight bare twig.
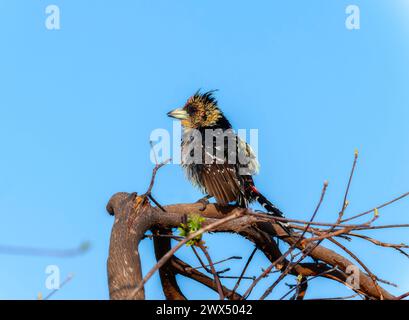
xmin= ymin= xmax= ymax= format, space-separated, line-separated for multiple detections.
xmin=170 ymin=257 xmax=242 ymax=300
xmin=42 ymin=273 xmax=74 ymax=300
xmin=197 ymin=243 xmax=224 ymax=300
xmin=342 ymin=191 xmax=409 ymax=223
xmin=0 ymin=242 xmax=90 ymax=257
xmin=279 ymin=267 xmax=338 ymax=300
xmin=347 ymin=233 xmax=409 ymax=259
xmin=396 ymin=291 xmax=409 ymax=300
xmin=186 ymin=255 xmax=242 ymax=272
xmin=229 ymin=247 xmax=258 ymax=299
xmin=307 ymin=293 xmax=360 ymax=300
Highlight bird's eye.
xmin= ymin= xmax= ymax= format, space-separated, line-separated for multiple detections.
xmin=185 ymin=104 xmax=197 ymax=115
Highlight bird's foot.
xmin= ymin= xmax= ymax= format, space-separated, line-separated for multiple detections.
xmin=195 ymin=195 xmax=212 ymax=211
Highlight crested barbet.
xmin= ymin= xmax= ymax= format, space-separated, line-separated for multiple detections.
xmin=167 ymin=90 xmax=291 ymax=235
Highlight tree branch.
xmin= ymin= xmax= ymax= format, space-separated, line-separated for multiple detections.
xmin=106 ymin=193 xmax=398 ymax=300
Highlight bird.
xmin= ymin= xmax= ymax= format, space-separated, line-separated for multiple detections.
xmin=167 ymin=90 xmax=291 ymax=235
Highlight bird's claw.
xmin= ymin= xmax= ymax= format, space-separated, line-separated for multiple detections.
xmin=196 ymin=197 xmax=210 ymax=211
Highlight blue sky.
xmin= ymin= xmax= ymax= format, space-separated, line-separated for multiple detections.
xmin=0 ymin=0 xmax=408 ymax=299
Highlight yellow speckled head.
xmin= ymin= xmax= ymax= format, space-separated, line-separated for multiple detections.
xmin=168 ymin=90 xmax=230 ymax=129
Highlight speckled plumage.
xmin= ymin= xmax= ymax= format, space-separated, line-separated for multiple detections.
xmin=168 ymin=90 xmax=290 ymax=233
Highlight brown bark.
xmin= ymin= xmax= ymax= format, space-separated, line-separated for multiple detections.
xmin=106 ymin=192 xmax=395 ymax=300
xmin=152 ymin=227 xmax=186 ymax=300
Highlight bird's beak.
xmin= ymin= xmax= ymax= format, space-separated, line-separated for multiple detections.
xmin=167 ymin=108 xmax=188 ymax=120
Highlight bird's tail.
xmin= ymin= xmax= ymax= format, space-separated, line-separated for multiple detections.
xmin=248 ymin=185 xmax=292 ymax=236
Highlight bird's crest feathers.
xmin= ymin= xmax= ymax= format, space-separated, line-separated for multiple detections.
xmin=182 ymin=90 xmax=228 ymax=128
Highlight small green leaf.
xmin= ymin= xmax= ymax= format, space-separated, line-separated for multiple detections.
xmin=177 ymin=213 xmax=206 ymax=246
